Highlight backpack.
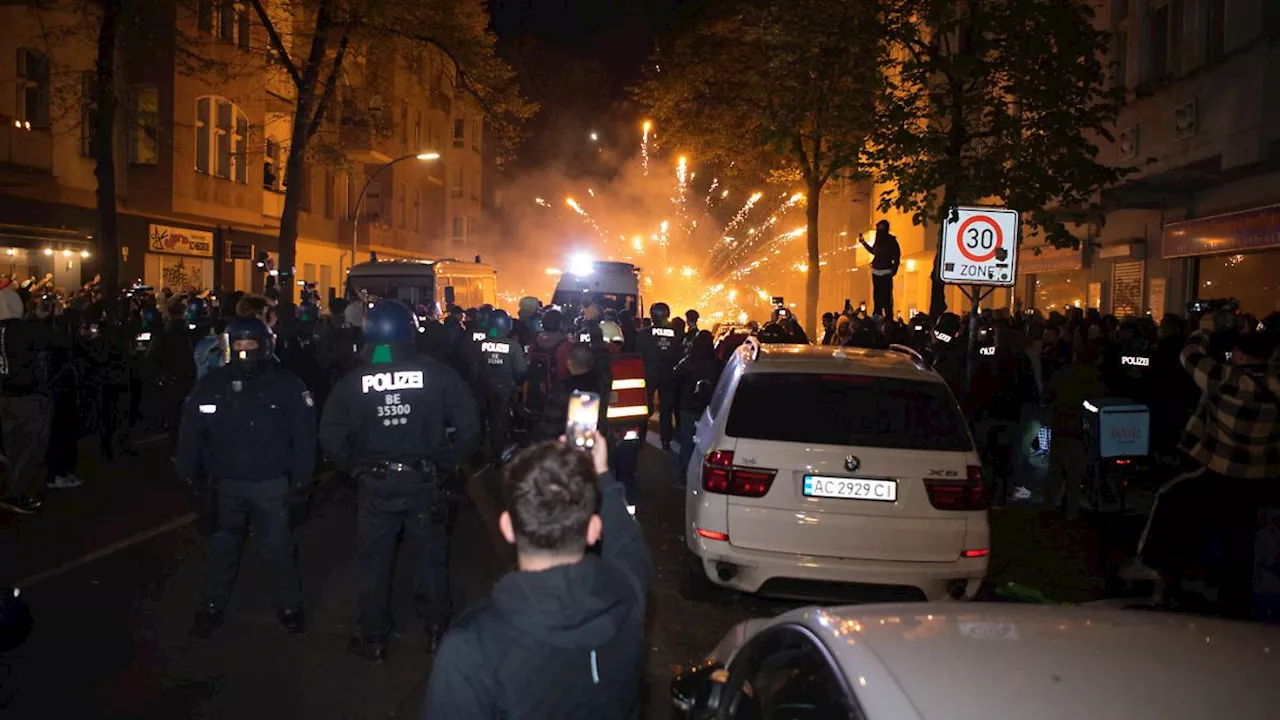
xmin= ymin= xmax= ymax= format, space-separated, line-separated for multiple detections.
xmin=526 ymin=337 xmax=566 ymax=414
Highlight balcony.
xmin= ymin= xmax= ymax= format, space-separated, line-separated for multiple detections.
xmin=0 ymin=120 xmax=53 ymax=172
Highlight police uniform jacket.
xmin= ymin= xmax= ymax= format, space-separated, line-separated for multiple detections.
xmin=636 ymin=323 xmax=683 ymax=381
xmin=319 ymin=354 xmax=481 ymax=471
xmin=479 ymin=336 xmax=527 ymax=391
xmin=175 ymin=362 xmax=317 ymax=485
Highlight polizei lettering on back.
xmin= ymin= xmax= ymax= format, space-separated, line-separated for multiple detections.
xmin=482 ymin=341 xmax=511 ymax=354
xmin=653 ymin=327 xmax=676 ymax=338
xmin=361 ymin=371 xmax=426 ymax=393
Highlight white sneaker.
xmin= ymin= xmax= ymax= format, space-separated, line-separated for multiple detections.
xmin=1012 ymin=486 xmax=1032 ymax=500
xmin=50 ymin=474 xmax=84 ymax=489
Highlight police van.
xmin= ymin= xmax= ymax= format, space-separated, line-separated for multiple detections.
xmin=551 ymin=258 xmax=641 ymax=319
xmin=346 ymin=257 xmax=498 ymax=316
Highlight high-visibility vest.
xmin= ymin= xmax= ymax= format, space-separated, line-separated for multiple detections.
xmin=605 ymin=353 xmax=648 ymax=431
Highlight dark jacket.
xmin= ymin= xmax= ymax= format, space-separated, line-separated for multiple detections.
xmin=421 ymin=470 xmax=651 ymax=719
xmin=319 ymin=350 xmax=481 ymax=470
xmin=673 ymin=337 xmax=720 ymax=416
xmin=175 ymin=362 xmax=316 ymax=485
xmin=0 ymin=318 xmax=70 ymax=397
xmin=538 ymin=371 xmax=607 ymax=442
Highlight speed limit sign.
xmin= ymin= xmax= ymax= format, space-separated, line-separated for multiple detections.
xmin=940 ymin=206 xmax=1019 ymax=286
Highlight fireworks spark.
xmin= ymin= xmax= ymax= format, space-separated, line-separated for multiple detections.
xmin=641 ymin=121 xmax=652 ymax=176
xmin=587 ymin=188 xmax=595 ymax=198
xmin=566 ymin=197 xmax=585 ymax=215
xmin=534 ymin=197 xmax=549 ymax=207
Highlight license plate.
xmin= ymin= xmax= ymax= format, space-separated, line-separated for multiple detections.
xmin=803 ymin=475 xmax=897 ymax=502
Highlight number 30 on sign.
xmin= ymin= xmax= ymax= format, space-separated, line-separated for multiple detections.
xmin=940 ymin=206 xmax=1020 ymax=287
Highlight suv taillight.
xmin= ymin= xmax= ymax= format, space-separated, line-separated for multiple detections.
xmin=701 ymin=450 xmax=777 ymax=498
xmin=924 ymin=465 xmax=989 ymax=511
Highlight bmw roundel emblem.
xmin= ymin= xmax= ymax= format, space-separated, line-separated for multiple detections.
xmin=845 ymin=455 xmax=860 ymax=472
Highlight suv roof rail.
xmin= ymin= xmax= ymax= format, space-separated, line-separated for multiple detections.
xmin=742 ymin=335 xmax=762 ymax=361
xmin=886 ymin=343 xmax=928 ymax=368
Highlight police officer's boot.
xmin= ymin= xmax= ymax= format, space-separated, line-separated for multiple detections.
xmin=424 ymin=621 xmax=449 ymax=655
xmin=190 ymin=602 xmax=224 ymax=639
xmin=348 ymin=636 xmax=388 ymax=664
xmin=277 ymin=606 xmax=306 ymax=635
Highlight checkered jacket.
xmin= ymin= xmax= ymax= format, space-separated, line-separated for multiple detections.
xmin=1178 ymin=331 xmax=1280 ymax=479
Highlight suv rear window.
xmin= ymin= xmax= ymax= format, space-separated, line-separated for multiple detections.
xmin=725 ymin=373 xmax=972 ymax=451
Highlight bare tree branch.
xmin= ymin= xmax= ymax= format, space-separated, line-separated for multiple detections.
xmin=249 ymin=0 xmax=302 ymax=89
xmin=307 ymin=31 xmax=349 ymax=142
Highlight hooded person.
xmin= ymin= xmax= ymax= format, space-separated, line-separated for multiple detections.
xmin=421 ymin=438 xmax=651 ymax=718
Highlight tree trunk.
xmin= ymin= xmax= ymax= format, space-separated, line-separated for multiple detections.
xmin=94 ymin=0 xmax=121 ymax=320
xmin=276 ymin=115 xmax=309 ymax=314
xmin=804 ymin=178 xmax=822 ymax=339
xmin=928 ymin=185 xmax=955 ymax=318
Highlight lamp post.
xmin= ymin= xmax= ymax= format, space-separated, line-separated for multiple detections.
xmin=350 ymin=151 xmax=441 ymax=267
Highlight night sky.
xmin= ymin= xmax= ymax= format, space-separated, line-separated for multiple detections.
xmin=489 ymin=0 xmax=697 ymax=170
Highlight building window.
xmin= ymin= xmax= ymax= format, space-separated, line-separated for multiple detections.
xmin=453 ymin=118 xmax=465 ymax=148
xmin=1112 ymin=0 xmax=1128 ymax=22
xmin=80 ymin=72 xmax=98 ymax=158
xmin=130 ymin=84 xmax=159 ymax=164
xmin=414 ymin=109 xmax=422 ymax=152
xmin=1110 ymin=30 xmax=1128 ymax=89
xmin=1205 ymin=0 xmax=1225 ymax=62
xmin=207 ymin=1 xmax=250 ymax=49
xmin=412 ymin=189 xmax=421 ymax=232
xmin=400 ymin=101 xmax=408 ymax=153
xmin=1145 ymin=2 xmax=1169 ymax=82
xmin=195 ymin=96 xmax=248 ymax=183
xmin=471 ymin=119 xmax=480 ymax=152
xmin=452 ymin=216 xmax=464 ymax=239
xmin=471 ymin=172 xmax=479 ymax=201
xmin=324 ymin=169 xmax=335 ymax=218
xmin=264 ymin=139 xmax=280 ymax=190
xmin=16 ymin=48 xmax=50 ymax=128
xmin=398 ymin=183 xmax=407 ymax=228
xmin=452 ymin=167 xmax=464 ymax=198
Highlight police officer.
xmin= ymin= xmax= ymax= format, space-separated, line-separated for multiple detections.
xmin=636 ymin=302 xmax=682 ymax=450
xmin=176 ymin=317 xmax=316 ymax=639
xmin=479 ymin=309 xmax=527 ymax=464
xmin=319 ymin=301 xmax=480 ymax=663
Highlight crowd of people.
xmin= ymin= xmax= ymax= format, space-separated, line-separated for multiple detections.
xmin=2 ymin=270 xmax=1277 ymax=715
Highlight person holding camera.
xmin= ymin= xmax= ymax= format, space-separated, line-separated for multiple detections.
xmin=422 ymin=433 xmax=650 ymax=718
xmin=1139 ymin=307 xmax=1280 ymax=618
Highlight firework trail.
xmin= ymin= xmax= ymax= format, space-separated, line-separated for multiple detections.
xmin=641 ymin=121 xmax=652 ymax=176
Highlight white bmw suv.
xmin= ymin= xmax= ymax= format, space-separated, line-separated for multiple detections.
xmin=685 ymin=340 xmax=989 ymax=601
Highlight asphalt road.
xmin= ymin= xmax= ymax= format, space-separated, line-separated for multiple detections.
xmin=0 ymin=435 xmax=1140 ymax=718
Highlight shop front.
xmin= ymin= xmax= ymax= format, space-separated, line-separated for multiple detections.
xmin=1019 ymin=242 xmax=1087 ymax=313
xmin=1163 ymin=205 xmax=1280 ymax=318
xmin=145 ymin=223 xmax=215 ymax=294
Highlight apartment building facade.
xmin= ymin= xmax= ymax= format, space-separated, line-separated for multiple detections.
xmin=0 ymin=0 xmax=487 ymax=301
xmin=844 ymin=0 xmax=1278 ymax=320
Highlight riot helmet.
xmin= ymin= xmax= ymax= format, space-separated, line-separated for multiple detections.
xmin=489 ymin=309 xmax=513 ymax=337
xmin=364 ymin=300 xmax=418 ymax=346
xmin=650 ymin=302 xmax=671 ymax=325
xmin=226 ymin=317 xmax=274 ymax=372
xmin=185 ymin=297 xmax=206 ymax=324
xmin=542 ymin=308 xmax=564 ymax=333
xmin=758 ymin=322 xmax=788 ymax=344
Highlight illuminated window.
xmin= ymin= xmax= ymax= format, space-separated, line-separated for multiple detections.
xmin=453 ymin=118 xmax=465 ymax=148
xmin=130 ymin=85 xmax=159 ymax=164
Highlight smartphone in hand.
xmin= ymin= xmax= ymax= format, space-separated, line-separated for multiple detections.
xmin=566 ymin=391 xmax=601 ymax=450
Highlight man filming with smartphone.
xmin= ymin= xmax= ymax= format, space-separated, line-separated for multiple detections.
xmin=421 ymin=432 xmax=652 ymax=719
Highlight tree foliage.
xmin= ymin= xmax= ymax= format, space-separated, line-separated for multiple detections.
xmin=873 ymin=0 xmax=1130 ymax=314
xmin=635 ymin=0 xmax=884 ymax=336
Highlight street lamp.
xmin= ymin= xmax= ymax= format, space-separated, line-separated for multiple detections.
xmin=350 ymin=151 xmax=441 ymax=266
